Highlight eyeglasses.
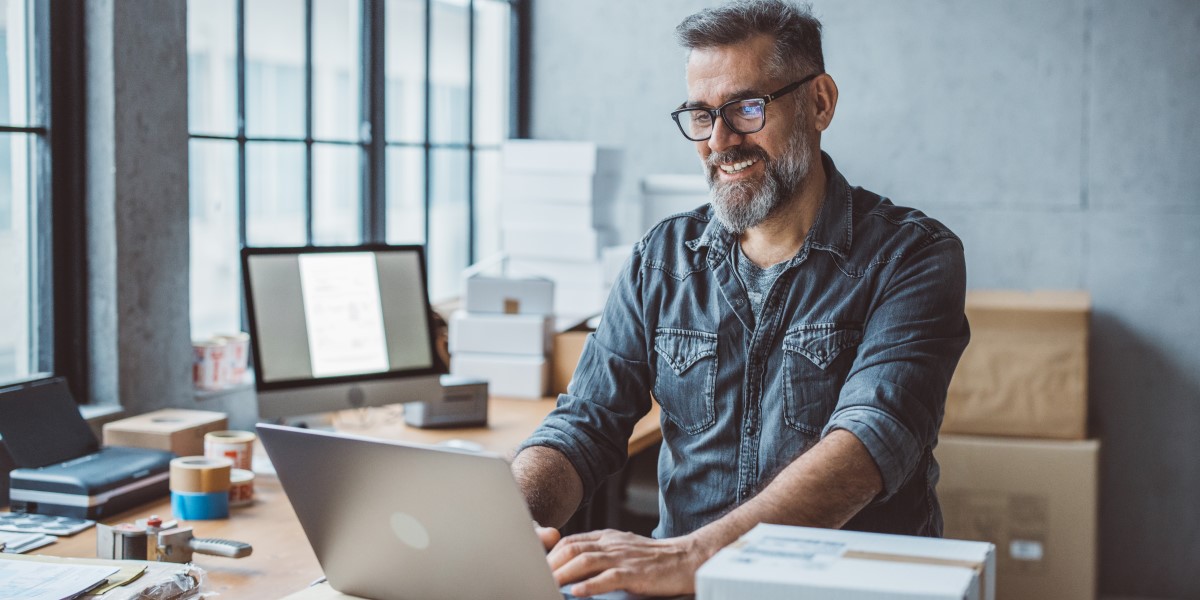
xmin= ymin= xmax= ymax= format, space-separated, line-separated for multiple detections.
xmin=670 ymin=72 xmax=823 ymax=142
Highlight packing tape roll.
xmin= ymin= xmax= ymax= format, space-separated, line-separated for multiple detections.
xmin=170 ymin=456 xmax=233 ymax=493
xmin=229 ymin=468 xmax=255 ymax=507
xmin=171 ymin=490 xmax=230 ymax=520
xmin=205 ymin=430 xmax=256 ymax=471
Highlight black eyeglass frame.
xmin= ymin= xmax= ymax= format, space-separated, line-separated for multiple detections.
xmin=670 ymin=71 xmax=824 ymax=142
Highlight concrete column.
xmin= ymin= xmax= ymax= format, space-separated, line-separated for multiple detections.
xmin=85 ymin=0 xmax=191 ymax=410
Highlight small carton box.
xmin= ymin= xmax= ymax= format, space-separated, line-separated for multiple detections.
xmin=501 ymin=140 xmax=620 ymax=175
xmin=551 ymin=329 xmax=592 ymax=395
xmin=501 ymin=170 xmax=620 ymax=205
xmin=697 ymin=524 xmax=995 ymax=600
xmin=464 ymin=274 xmax=554 ymax=316
xmin=935 ymin=435 xmax=1099 ymax=600
xmin=944 ymin=290 xmax=1090 ymax=439
xmin=502 ymin=225 xmax=615 ymax=262
xmin=508 ymin=258 xmax=607 ymax=288
xmin=448 ymin=311 xmax=554 ymax=356
xmin=450 ymin=353 xmax=548 ymax=399
xmin=102 ymin=409 xmax=228 ymax=457
xmin=500 ymin=197 xmax=615 ymax=230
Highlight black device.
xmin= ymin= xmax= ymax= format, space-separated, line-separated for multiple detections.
xmin=0 ymin=377 xmax=173 ymax=518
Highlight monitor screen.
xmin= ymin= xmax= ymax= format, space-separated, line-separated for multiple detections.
xmin=242 ymin=245 xmax=442 ymax=419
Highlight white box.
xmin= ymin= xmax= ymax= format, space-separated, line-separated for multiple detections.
xmin=450 ymin=353 xmax=548 ymax=399
xmin=501 ymin=171 xmax=620 ymax=205
xmin=507 ymin=258 xmax=607 ymax=288
xmin=502 ymin=226 xmax=614 ymax=261
xmin=464 ymin=274 xmax=554 ymax=315
xmin=697 ymin=524 xmax=995 ymax=600
xmin=641 ymin=174 xmax=709 ymax=231
xmin=502 ymin=140 xmax=620 ymax=174
xmin=449 ymin=311 xmax=554 ymax=356
xmin=601 ymin=244 xmax=633 ymax=286
xmin=555 ymin=283 xmax=611 ymax=319
xmin=501 ymin=198 xmax=615 ymax=230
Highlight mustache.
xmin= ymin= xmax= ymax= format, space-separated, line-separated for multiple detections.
xmin=705 ymin=146 xmax=769 ymax=170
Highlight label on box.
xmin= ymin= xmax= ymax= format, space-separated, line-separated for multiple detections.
xmin=942 ymin=489 xmax=1049 ymax=576
xmin=734 ymin=535 xmax=846 ymax=569
xmin=1009 ymin=540 xmax=1044 ymax=562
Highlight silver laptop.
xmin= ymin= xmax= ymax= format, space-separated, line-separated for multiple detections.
xmin=258 ymin=424 xmax=657 ymax=600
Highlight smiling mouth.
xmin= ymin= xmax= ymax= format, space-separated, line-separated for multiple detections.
xmin=719 ymin=159 xmax=758 ymax=174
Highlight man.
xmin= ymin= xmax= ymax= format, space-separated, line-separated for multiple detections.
xmin=512 ymin=1 xmax=969 ymax=596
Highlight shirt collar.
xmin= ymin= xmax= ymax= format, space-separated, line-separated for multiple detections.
xmin=687 ymin=151 xmax=854 ymax=265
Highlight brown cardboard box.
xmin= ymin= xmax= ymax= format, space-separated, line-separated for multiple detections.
xmin=944 ymin=290 xmax=1090 ymax=439
xmin=935 ymin=435 xmax=1098 ymax=600
xmin=103 ymin=409 xmax=228 ymax=456
xmin=551 ymin=330 xmax=591 ymax=395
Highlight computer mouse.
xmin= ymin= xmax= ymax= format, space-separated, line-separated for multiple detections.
xmin=437 ymin=439 xmax=485 ymax=453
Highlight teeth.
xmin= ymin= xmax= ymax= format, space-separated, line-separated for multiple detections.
xmin=719 ymin=159 xmax=757 ymax=174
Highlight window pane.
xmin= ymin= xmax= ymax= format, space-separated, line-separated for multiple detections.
xmin=313 ymin=0 xmax=360 ymax=142
xmin=473 ymin=0 xmax=509 ymax=145
xmin=246 ymin=141 xmax=306 ymax=246
xmin=312 ymin=143 xmax=361 ymax=245
xmin=189 ymin=139 xmax=241 ymax=339
xmin=473 ymin=148 xmax=500 ymax=262
xmin=428 ymin=148 xmax=468 ymax=301
xmin=386 ymin=145 xmax=424 ymax=244
xmin=385 ymin=0 xmax=425 ymax=143
xmin=187 ymin=0 xmax=238 ymax=136
xmin=0 ymin=133 xmax=38 ymax=382
xmin=246 ymin=0 xmax=306 ymax=138
xmin=0 ymin=0 xmax=36 ymax=127
xmin=430 ymin=0 xmax=469 ymax=144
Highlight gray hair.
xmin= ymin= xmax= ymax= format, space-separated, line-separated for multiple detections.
xmin=675 ymin=0 xmax=825 ymax=81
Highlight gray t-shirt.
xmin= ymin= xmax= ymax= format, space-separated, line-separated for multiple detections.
xmin=734 ymin=242 xmax=790 ymax=319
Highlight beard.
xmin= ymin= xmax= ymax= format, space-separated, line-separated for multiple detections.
xmin=705 ymin=129 xmax=813 ymax=235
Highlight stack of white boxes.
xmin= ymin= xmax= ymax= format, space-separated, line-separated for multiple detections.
xmin=448 ymin=274 xmax=555 ymax=399
xmin=501 ymin=140 xmax=622 ymax=322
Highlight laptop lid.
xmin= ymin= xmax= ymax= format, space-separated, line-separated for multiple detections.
xmin=257 ymin=423 xmax=563 ymax=600
xmin=0 ymin=377 xmax=100 ymax=468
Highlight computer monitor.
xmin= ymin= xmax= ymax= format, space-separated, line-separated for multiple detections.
xmin=241 ymin=245 xmax=443 ymax=420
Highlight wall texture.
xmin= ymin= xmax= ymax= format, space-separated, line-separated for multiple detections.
xmin=532 ymin=1 xmax=1200 ymax=598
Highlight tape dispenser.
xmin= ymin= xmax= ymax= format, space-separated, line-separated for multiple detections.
xmin=97 ymin=515 xmax=252 ymax=563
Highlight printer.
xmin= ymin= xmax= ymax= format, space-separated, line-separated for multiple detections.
xmin=0 ymin=377 xmax=174 ymax=519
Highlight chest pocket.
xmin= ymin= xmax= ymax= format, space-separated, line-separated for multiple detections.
xmin=653 ymin=328 xmax=718 ymax=435
xmin=781 ymin=323 xmax=863 ymax=435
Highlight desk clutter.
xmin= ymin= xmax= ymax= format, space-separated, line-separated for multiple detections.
xmin=190 ymin=332 xmax=250 ymax=391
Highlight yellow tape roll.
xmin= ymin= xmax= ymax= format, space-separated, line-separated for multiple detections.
xmin=170 ymin=456 xmax=233 ymax=493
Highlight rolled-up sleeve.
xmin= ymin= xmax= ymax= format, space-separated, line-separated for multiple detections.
xmin=822 ymin=234 xmax=970 ymax=502
xmin=515 ymin=241 xmax=653 ymax=502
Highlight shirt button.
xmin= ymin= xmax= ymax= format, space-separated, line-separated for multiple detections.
xmin=734 ymin=299 xmax=744 ymax=306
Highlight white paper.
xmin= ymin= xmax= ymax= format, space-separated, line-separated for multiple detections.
xmin=0 ymin=560 xmax=118 ymax=600
xmin=298 ymin=253 xmax=391 ymax=378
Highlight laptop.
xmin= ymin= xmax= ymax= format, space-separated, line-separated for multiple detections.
xmin=258 ymin=424 xmax=664 ymax=600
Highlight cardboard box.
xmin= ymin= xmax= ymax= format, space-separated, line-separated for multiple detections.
xmin=501 ymin=171 xmax=620 ymax=205
xmin=697 ymin=523 xmax=995 ymax=600
xmin=507 ymin=257 xmax=607 ymax=288
xmin=944 ymin=290 xmax=1090 ymax=439
xmin=551 ymin=330 xmax=592 ymax=395
xmin=935 ymin=435 xmax=1098 ymax=600
xmin=641 ymin=174 xmax=709 ymax=231
xmin=501 ymin=225 xmax=615 ymax=261
xmin=102 ymin=409 xmax=228 ymax=457
xmin=500 ymin=197 xmax=615 ymax=230
xmin=501 ymin=140 xmax=620 ymax=175
xmin=448 ymin=311 xmax=554 ymax=356
xmin=450 ymin=353 xmax=548 ymax=399
xmin=464 ymin=274 xmax=554 ymax=316
xmin=554 ymin=282 xmax=611 ymax=320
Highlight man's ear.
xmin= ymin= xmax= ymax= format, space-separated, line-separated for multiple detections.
xmin=810 ymin=73 xmax=839 ymax=133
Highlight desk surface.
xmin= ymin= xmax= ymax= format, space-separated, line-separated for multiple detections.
xmin=45 ymin=397 xmax=662 ymax=599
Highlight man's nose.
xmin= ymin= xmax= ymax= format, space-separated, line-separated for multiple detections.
xmin=706 ymin=116 xmax=745 ymax=154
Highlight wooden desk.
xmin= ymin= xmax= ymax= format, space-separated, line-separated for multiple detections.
xmin=45 ymin=397 xmax=662 ymax=599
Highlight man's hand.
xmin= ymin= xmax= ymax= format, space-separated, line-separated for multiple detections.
xmin=547 ymin=529 xmax=712 ymax=597
xmin=537 ymin=526 xmax=561 ymax=551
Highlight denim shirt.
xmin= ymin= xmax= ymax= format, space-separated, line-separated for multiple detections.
xmin=518 ymin=153 xmax=969 ymax=539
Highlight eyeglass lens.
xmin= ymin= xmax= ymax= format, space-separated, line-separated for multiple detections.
xmin=678 ymin=99 xmax=766 ymax=140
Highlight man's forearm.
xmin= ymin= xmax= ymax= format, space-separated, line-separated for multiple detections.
xmin=512 ymin=445 xmax=585 ymax=528
xmin=689 ymin=429 xmax=884 ymax=555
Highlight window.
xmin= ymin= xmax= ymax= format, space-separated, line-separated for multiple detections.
xmin=187 ymin=0 xmax=521 ymax=339
xmin=0 ymin=0 xmax=50 ymax=386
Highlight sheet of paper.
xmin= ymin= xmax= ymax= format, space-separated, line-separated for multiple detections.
xmin=298 ymin=252 xmax=391 ymax=378
xmin=0 ymin=560 xmax=119 ymax=600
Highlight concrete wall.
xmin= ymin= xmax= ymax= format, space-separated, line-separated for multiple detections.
xmin=532 ymin=1 xmax=1200 ymax=598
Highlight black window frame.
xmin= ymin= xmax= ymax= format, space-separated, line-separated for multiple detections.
xmin=187 ymin=0 xmax=529 ymax=270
